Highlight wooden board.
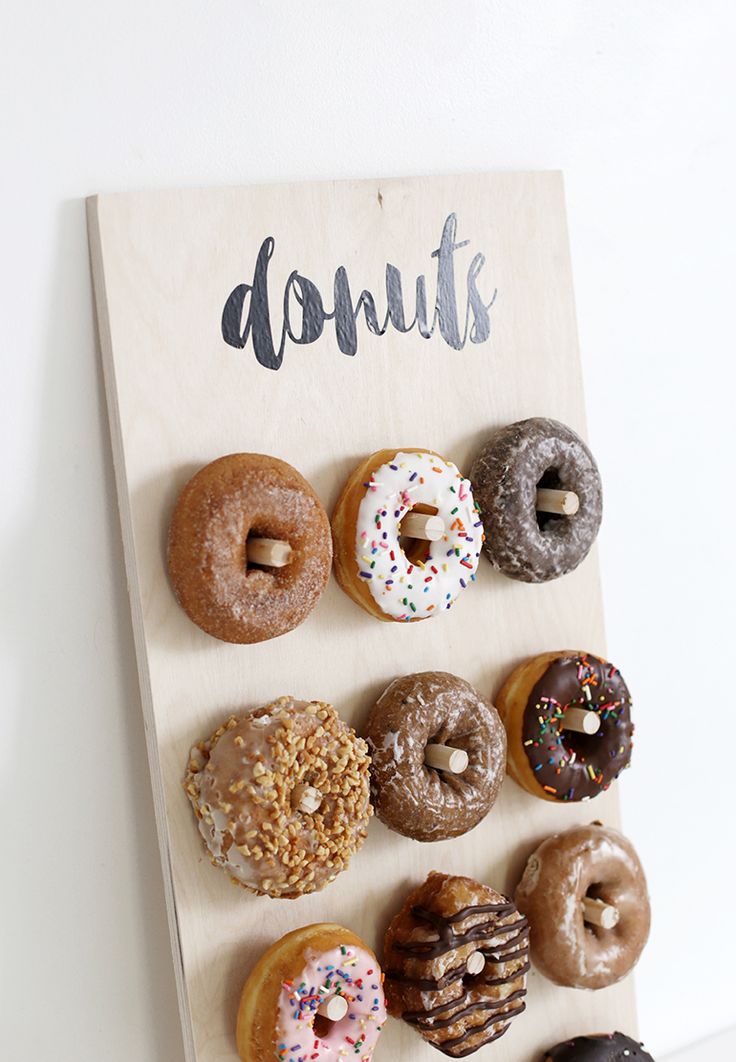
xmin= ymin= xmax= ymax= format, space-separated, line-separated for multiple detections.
xmin=87 ymin=171 xmax=637 ymax=1062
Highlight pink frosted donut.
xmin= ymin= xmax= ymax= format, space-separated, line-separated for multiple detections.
xmin=237 ymin=923 xmax=387 ymax=1061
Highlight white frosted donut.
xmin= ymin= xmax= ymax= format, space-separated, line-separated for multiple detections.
xmin=332 ymin=448 xmax=483 ymax=623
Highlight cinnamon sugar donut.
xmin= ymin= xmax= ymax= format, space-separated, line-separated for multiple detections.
xmin=236 ymin=923 xmax=387 ymax=1062
xmin=167 ymin=453 xmax=331 ymax=643
xmin=184 ymin=697 xmax=371 ymax=898
xmin=383 ymin=872 xmax=529 ymax=1056
xmin=515 ymin=823 xmax=650 ymax=989
xmin=365 ymin=672 xmax=506 ymax=841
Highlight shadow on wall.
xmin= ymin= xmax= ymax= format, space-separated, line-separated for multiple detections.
xmin=2 ymin=198 xmax=184 ymax=1058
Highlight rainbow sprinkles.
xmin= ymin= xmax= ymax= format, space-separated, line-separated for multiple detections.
xmin=276 ymin=943 xmax=386 ymax=1061
xmin=354 ymin=451 xmax=483 ymax=621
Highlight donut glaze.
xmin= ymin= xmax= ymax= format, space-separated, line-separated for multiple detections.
xmin=515 ymin=823 xmax=650 ymax=989
xmin=470 ymin=418 xmax=602 ymax=582
xmin=167 ymin=453 xmax=331 ymax=643
xmin=332 ymin=449 xmax=482 ymax=622
xmin=497 ymin=651 xmax=633 ymax=802
xmin=544 ymin=1032 xmax=654 ymax=1061
xmin=384 ymin=872 xmax=529 ymax=1056
xmin=365 ymin=671 xmax=507 ymax=841
xmin=236 ymin=923 xmax=387 ymax=1062
xmin=184 ymin=697 xmax=371 ymax=898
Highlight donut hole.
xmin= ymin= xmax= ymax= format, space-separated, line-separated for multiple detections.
xmin=244 ymin=527 xmax=288 ymax=573
xmin=312 ymin=1014 xmax=336 ymax=1040
xmin=535 ymin=468 xmax=565 ymax=531
xmin=398 ymin=503 xmax=439 ymax=566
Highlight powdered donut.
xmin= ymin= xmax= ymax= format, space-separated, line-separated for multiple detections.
xmin=471 ymin=418 xmax=602 ymax=582
xmin=184 ymin=697 xmax=371 ymax=898
xmin=365 ymin=671 xmax=507 ymax=841
xmin=383 ymin=871 xmax=529 ymax=1056
xmin=236 ymin=923 xmax=387 ymax=1062
xmin=515 ymin=823 xmax=650 ymax=989
xmin=167 ymin=453 xmax=331 ymax=643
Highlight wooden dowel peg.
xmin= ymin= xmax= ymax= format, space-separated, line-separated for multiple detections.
xmin=292 ymin=784 xmax=322 ymax=814
xmin=246 ymin=537 xmax=293 ymax=568
xmin=401 ymin=512 xmax=445 ymax=541
xmin=317 ymin=994 xmax=348 ymax=1021
xmin=466 ymin=952 xmax=486 ymax=975
xmin=560 ymin=707 xmax=600 ymax=735
xmin=536 ymin=489 xmax=580 ymax=516
xmin=424 ymin=744 xmax=469 ymax=774
xmin=582 ymin=897 xmax=619 ymax=929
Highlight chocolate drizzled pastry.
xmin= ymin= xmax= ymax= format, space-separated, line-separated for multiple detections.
xmin=383 ymin=872 xmax=529 ymax=1056
xmin=545 ymin=1031 xmax=654 ymax=1061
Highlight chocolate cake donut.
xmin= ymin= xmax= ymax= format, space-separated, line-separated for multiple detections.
xmin=515 ymin=823 xmax=650 ymax=989
xmin=544 ymin=1032 xmax=654 ymax=1061
xmin=384 ymin=872 xmax=529 ymax=1056
xmin=365 ymin=672 xmax=507 ymax=841
xmin=497 ymin=651 xmax=633 ymax=802
xmin=471 ymin=418 xmax=602 ymax=582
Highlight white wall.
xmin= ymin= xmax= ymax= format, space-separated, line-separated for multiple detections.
xmin=3 ymin=2 xmax=734 ymax=1058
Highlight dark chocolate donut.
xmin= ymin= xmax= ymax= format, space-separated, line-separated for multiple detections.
xmin=497 ymin=651 xmax=634 ymax=803
xmin=545 ymin=1031 xmax=654 ymax=1061
xmin=365 ymin=672 xmax=507 ymax=841
xmin=471 ymin=417 xmax=602 ymax=582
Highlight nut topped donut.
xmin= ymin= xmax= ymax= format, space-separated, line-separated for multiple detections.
xmin=167 ymin=453 xmax=332 ymax=643
xmin=332 ymin=448 xmax=483 ymax=622
xmin=365 ymin=671 xmax=507 ymax=841
xmin=471 ymin=418 xmax=602 ymax=582
xmin=383 ymin=872 xmax=529 ymax=1056
xmin=184 ymin=697 xmax=371 ymax=898
xmin=236 ymin=923 xmax=387 ymax=1062
xmin=497 ymin=651 xmax=633 ymax=803
xmin=544 ymin=1032 xmax=655 ymax=1061
xmin=515 ymin=823 xmax=650 ymax=989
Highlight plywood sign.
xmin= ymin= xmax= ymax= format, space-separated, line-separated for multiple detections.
xmin=87 ymin=172 xmax=636 ymax=1061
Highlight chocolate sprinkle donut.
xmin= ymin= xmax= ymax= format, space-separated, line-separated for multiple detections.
xmin=365 ymin=672 xmax=507 ymax=842
xmin=471 ymin=417 xmax=602 ymax=582
xmin=544 ymin=1031 xmax=654 ymax=1061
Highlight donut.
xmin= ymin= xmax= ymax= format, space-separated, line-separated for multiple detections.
xmin=515 ymin=823 xmax=650 ymax=989
xmin=496 ymin=651 xmax=633 ymax=803
xmin=364 ymin=671 xmax=507 ymax=841
xmin=544 ymin=1032 xmax=654 ymax=1061
xmin=331 ymin=448 xmax=483 ymax=622
xmin=236 ymin=923 xmax=387 ymax=1062
xmin=167 ymin=453 xmax=331 ymax=643
xmin=183 ymin=697 xmax=371 ymax=898
xmin=383 ymin=871 xmax=529 ymax=1056
xmin=470 ymin=417 xmax=602 ymax=582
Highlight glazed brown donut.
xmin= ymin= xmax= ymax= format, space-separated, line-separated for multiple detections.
xmin=365 ymin=671 xmax=507 ymax=841
xmin=383 ymin=871 xmax=529 ymax=1056
xmin=544 ymin=1031 xmax=655 ymax=1061
xmin=167 ymin=453 xmax=331 ymax=643
xmin=515 ymin=823 xmax=650 ymax=989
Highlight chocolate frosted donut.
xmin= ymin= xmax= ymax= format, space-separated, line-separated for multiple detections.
xmin=471 ymin=418 xmax=602 ymax=582
xmin=544 ymin=1032 xmax=654 ymax=1061
xmin=497 ymin=651 xmax=633 ymax=803
xmin=365 ymin=672 xmax=506 ymax=841
xmin=168 ymin=453 xmax=332 ymax=643
xmin=515 ymin=823 xmax=650 ymax=989
xmin=384 ymin=872 xmax=529 ymax=1057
